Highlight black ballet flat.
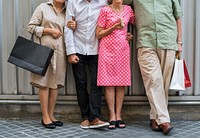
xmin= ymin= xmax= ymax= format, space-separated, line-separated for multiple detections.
xmin=41 ymin=120 xmax=56 ymax=129
xmin=53 ymin=120 xmax=63 ymax=126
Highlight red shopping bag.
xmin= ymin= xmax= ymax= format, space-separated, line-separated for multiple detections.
xmin=183 ymin=60 xmax=192 ymax=88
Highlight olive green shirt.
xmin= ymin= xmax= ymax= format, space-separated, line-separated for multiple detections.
xmin=133 ymin=0 xmax=182 ymax=50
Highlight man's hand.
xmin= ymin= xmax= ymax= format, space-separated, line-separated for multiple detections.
xmin=178 ymin=43 xmax=182 ymax=52
xmin=176 ymin=43 xmax=182 ymax=58
xmin=126 ymin=32 xmax=133 ymax=42
xmin=68 ymin=54 xmax=79 ymax=64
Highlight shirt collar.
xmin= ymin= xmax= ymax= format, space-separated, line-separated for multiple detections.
xmin=47 ymin=0 xmax=66 ymax=11
xmin=78 ymin=0 xmax=99 ymax=3
xmin=47 ymin=0 xmax=54 ymax=5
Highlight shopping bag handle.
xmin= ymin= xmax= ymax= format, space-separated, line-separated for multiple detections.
xmin=176 ymin=51 xmax=181 ymax=60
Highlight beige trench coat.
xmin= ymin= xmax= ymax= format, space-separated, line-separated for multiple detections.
xmin=28 ymin=0 xmax=66 ymax=89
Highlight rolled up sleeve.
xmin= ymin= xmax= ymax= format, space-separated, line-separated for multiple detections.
xmin=34 ymin=26 xmax=44 ymax=38
xmin=28 ymin=5 xmax=44 ymax=38
xmin=172 ymin=0 xmax=182 ymax=19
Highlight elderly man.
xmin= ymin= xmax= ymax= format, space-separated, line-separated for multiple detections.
xmin=133 ymin=0 xmax=182 ymax=135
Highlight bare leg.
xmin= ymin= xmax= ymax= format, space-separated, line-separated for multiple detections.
xmin=105 ymin=86 xmax=116 ymax=121
xmin=39 ymin=87 xmax=52 ymax=124
xmin=48 ymin=88 xmax=58 ymax=121
xmin=116 ymin=86 xmax=125 ymax=127
xmin=105 ymin=86 xmax=116 ymax=128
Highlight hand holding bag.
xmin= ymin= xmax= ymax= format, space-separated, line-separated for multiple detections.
xmin=169 ymin=53 xmax=192 ymax=91
xmin=169 ymin=58 xmax=185 ymax=91
xmin=7 ymin=36 xmax=54 ymax=76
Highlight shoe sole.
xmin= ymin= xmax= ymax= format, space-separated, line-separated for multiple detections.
xmin=163 ymin=127 xmax=173 ymax=135
xmin=150 ymin=122 xmax=162 ymax=132
xmin=151 ymin=127 xmax=162 ymax=132
xmin=89 ymin=123 xmax=109 ymax=129
xmin=80 ymin=125 xmax=89 ymax=129
xmin=151 ymin=128 xmax=162 ymax=132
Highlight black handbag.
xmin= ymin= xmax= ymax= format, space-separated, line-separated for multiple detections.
xmin=7 ymin=36 xmax=54 ymax=76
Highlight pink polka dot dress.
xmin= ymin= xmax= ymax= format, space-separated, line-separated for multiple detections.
xmin=97 ymin=5 xmax=135 ymax=86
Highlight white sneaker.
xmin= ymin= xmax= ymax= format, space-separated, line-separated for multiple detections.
xmin=80 ymin=119 xmax=90 ymax=129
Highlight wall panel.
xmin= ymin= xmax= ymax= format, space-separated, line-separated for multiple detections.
xmin=0 ymin=0 xmax=3 ymax=94
xmin=0 ymin=0 xmax=199 ymax=102
xmin=194 ymin=0 xmax=200 ymax=95
xmin=181 ymin=0 xmax=196 ymax=95
xmin=1 ymin=0 xmax=17 ymax=94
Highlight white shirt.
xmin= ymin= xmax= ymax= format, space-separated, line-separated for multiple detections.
xmin=64 ymin=0 xmax=107 ymax=55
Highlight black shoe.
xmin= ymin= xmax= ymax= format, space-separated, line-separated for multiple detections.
xmin=53 ymin=121 xmax=63 ymax=126
xmin=41 ymin=120 xmax=56 ymax=129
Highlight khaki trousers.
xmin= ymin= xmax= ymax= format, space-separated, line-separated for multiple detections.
xmin=137 ymin=47 xmax=175 ymax=125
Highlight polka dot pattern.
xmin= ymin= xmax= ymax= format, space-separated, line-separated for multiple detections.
xmin=97 ymin=5 xmax=135 ymax=86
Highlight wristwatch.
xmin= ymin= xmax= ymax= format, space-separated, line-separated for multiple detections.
xmin=177 ymin=41 xmax=183 ymax=45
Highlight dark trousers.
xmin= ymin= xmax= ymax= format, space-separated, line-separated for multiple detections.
xmin=72 ymin=54 xmax=102 ymax=121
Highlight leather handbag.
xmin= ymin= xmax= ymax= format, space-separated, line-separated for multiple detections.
xmin=8 ymin=36 xmax=54 ymax=76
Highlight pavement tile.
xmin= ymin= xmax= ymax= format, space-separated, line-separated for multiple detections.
xmin=1 ymin=120 xmax=200 ymax=138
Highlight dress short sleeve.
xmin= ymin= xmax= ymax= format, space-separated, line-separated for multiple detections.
xmin=97 ymin=7 xmax=107 ymax=28
xmin=127 ymin=6 xmax=135 ymax=24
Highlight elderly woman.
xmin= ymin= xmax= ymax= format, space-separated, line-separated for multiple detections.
xmin=28 ymin=0 xmax=75 ymax=129
xmin=96 ymin=0 xmax=135 ymax=129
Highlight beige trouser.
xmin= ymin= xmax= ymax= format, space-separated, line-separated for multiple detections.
xmin=137 ymin=47 xmax=175 ymax=125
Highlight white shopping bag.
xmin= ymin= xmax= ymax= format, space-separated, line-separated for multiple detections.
xmin=169 ymin=59 xmax=185 ymax=91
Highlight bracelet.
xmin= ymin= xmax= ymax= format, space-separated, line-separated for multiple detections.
xmin=177 ymin=41 xmax=183 ymax=45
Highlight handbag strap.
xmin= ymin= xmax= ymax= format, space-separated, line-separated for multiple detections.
xmin=31 ymin=34 xmax=42 ymax=45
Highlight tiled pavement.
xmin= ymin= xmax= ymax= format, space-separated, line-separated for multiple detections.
xmin=0 ymin=120 xmax=200 ymax=138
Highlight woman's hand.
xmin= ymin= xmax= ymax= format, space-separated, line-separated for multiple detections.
xmin=43 ymin=28 xmax=62 ymax=39
xmin=50 ymin=28 xmax=62 ymax=39
xmin=113 ymin=22 xmax=124 ymax=30
xmin=113 ymin=18 xmax=125 ymax=29
xmin=67 ymin=20 xmax=77 ymax=31
xmin=126 ymin=32 xmax=133 ymax=42
xmin=96 ymin=18 xmax=124 ymax=39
